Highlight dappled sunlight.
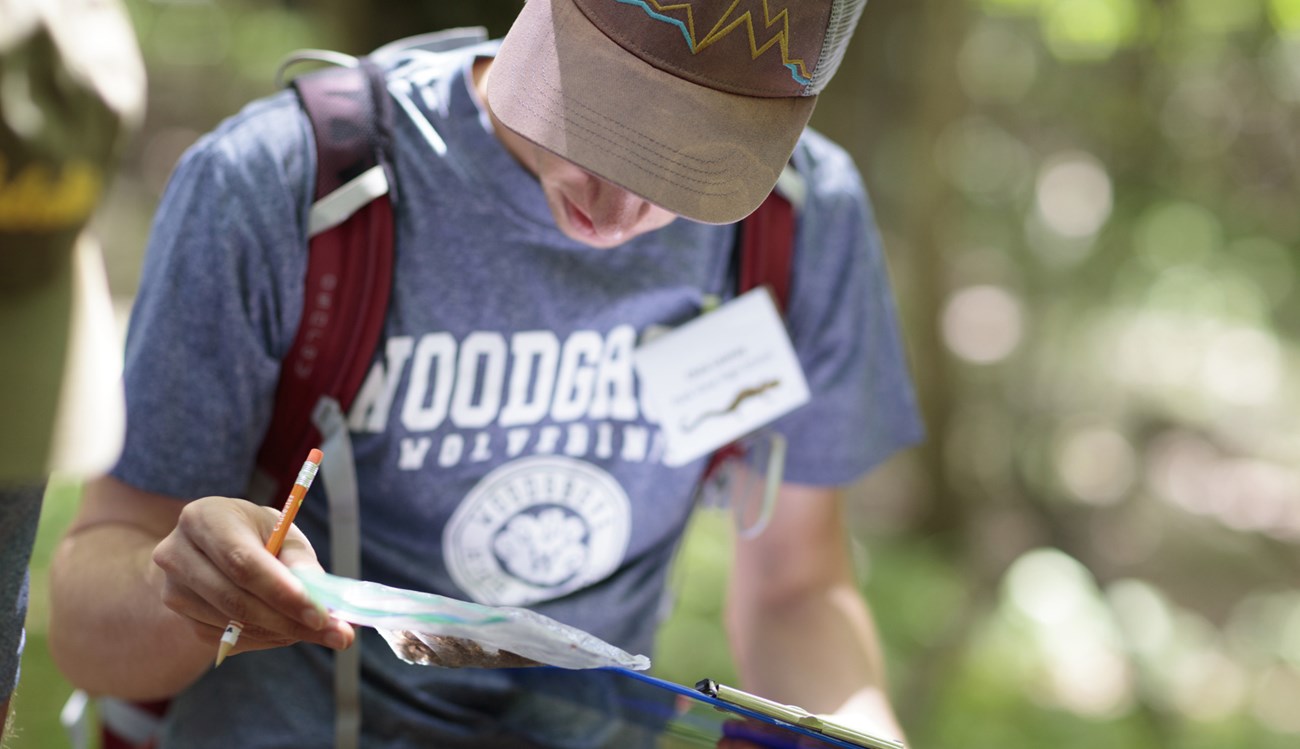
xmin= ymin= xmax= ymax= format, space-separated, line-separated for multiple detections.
xmin=1034 ymin=151 xmax=1113 ymax=240
xmin=1253 ymin=666 xmax=1300 ymax=734
xmin=941 ymin=285 xmax=1024 ymax=364
xmin=1146 ymin=431 xmax=1300 ymax=540
xmin=1270 ymin=0 xmax=1300 ymax=32
xmin=1053 ymin=423 xmax=1137 ymax=506
xmin=1167 ymin=644 xmax=1249 ymax=722
xmin=1001 ymin=549 xmax=1133 ymax=717
xmin=1041 ymin=0 xmax=1142 ymax=61
xmin=1111 ymin=315 xmax=1285 ymax=404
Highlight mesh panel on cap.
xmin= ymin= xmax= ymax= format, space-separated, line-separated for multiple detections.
xmin=807 ymin=0 xmax=868 ymax=94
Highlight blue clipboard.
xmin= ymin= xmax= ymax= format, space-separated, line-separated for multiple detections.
xmin=605 ymin=668 xmax=901 ymax=749
xmin=472 ymin=666 xmax=902 ymax=748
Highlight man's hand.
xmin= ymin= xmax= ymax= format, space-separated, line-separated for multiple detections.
xmin=49 ymin=476 xmax=354 ymax=699
xmin=151 ymin=496 xmax=354 ymax=657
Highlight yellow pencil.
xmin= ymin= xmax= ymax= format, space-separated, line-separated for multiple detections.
xmin=214 ymin=447 xmax=323 ymax=667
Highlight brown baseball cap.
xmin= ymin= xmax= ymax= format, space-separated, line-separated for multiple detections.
xmin=487 ymin=0 xmax=869 ymax=225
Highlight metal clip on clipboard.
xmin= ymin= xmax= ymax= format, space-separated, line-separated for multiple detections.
xmin=695 ymin=679 xmax=907 ymax=749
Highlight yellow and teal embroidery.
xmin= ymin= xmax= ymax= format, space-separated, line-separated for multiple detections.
xmin=613 ymin=0 xmax=812 ymax=85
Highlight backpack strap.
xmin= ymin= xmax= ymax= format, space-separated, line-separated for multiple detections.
xmin=700 ymin=168 xmax=802 ymax=483
xmin=737 ymin=176 xmax=798 ymax=313
xmin=249 ymin=60 xmax=396 ymax=507
xmin=275 ymin=62 xmax=397 ymax=749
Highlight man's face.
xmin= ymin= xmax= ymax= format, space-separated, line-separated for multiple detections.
xmin=477 ymin=58 xmax=678 ymax=249
xmin=526 ymin=144 xmax=679 ymax=249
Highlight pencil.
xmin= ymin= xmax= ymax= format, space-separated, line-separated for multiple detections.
xmin=214 ymin=447 xmax=323 ymax=667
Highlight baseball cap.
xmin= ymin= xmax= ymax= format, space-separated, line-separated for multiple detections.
xmin=487 ymin=0 xmax=868 ymax=225
xmin=0 ymin=0 xmax=143 ymax=481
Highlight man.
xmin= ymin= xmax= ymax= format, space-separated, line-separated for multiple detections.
xmin=48 ymin=0 xmax=924 ymax=747
xmin=0 ymin=0 xmax=142 ymax=739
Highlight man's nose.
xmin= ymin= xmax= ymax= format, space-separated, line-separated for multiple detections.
xmin=585 ymin=178 xmax=646 ymax=239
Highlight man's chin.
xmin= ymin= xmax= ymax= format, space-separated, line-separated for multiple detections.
xmin=563 ymin=229 xmax=631 ymax=250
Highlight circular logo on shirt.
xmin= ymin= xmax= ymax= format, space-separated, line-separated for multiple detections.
xmin=443 ymin=456 xmax=632 ymax=606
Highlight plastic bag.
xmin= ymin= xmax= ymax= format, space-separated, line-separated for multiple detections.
xmin=293 ymin=568 xmax=650 ymax=671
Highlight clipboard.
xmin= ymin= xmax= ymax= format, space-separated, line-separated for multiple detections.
xmin=478 ymin=666 xmax=905 ymax=748
xmin=608 ymin=668 xmax=906 ymax=749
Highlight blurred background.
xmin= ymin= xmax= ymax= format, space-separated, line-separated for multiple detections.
xmin=10 ymin=0 xmax=1300 ymax=747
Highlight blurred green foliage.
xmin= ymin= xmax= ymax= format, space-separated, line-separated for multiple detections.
xmin=10 ymin=0 xmax=1300 ymax=747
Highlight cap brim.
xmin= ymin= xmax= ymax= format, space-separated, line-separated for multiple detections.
xmin=488 ymin=0 xmax=816 ymax=225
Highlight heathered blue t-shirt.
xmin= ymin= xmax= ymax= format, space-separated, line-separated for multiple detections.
xmin=113 ymin=42 xmax=923 ymax=748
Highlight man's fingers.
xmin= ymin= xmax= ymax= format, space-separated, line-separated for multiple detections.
xmin=160 ymin=560 xmax=353 ymax=652
xmin=156 ymin=569 xmax=233 ymax=629
xmin=180 ymin=501 xmax=323 ymax=628
xmin=158 ymin=542 xmax=325 ymax=641
xmin=154 ymin=497 xmax=353 ymax=651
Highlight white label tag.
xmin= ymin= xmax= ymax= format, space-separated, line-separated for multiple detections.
xmin=634 ymin=288 xmax=810 ymax=467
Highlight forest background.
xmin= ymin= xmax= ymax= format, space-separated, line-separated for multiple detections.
xmin=9 ymin=0 xmax=1300 ymax=747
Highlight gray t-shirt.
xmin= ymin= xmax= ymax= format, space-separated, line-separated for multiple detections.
xmin=113 ymin=42 xmax=923 ymax=748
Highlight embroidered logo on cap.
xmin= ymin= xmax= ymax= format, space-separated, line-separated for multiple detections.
xmin=575 ymin=0 xmax=836 ymax=98
xmin=613 ymin=0 xmax=812 ymax=85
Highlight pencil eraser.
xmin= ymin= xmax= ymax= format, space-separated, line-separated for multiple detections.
xmin=308 ymin=448 xmax=323 ymax=465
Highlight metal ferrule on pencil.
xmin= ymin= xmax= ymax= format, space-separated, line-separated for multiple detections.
xmin=295 ymin=461 xmax=320 ymax=487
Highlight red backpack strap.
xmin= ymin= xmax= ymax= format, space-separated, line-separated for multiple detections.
xmin=252 ymin=60 xmax=396 ymax=506
xmin=701 ymin=179 xmax=799 ymax=478
xmin=737 ymin=187 xmax=797 ymax=313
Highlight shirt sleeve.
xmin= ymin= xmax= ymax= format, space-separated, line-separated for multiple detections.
xmin=112 ymin=93 xmax=314 ymax=500
xmin=772 ymin=134 xmax=925 ymax=486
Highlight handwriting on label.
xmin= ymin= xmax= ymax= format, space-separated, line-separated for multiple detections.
xmin=681 ymin=379 xmax=781 ymax=434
